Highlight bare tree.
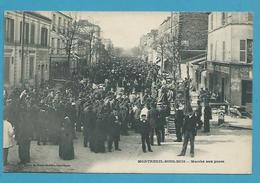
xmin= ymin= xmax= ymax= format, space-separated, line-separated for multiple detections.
xmin=152 ymin=30 xmax=182 ymax=81
xmin=77 ymin=20 xmax=101 ymax=66
xmin=164 ymin=32 xmax=182 ymax=79
xmin=66 ymin=20 xmax=81 ymax=71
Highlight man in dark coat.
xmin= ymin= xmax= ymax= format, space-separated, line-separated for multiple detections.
xmin=138 ymin=114 xmax=153 ymax=153
xmin=174 ymin=104 xmax=184 ymax=142
xmin=196 ymin=100 xmax=203 ymax=129
xmin=37 ymin=107 xmax=48 ymax=145
xmin=178 ymin=107 xmax=198 ymax=157
xmin=30 ymin=102 xmax=40 ymax=141
xmin=120 ymin=103 xmax=129 ymax=135
xmin=149 ymin=103 xmax=160 ymax=145
xmin=108 ymin=109 xmax=122 ymax=152
xmin=83 ymin=105 xmax=96 ymax=149
xmin=47 ymin=105 xmax=60 ymax=145
xmin=93 ymin=106 xmax=108 ymax=153
xmin=204 ymin=104 xmax=212 ymax=132
xmin=16 ymin=102 xmax=34 ymax=164
xmin=158 ymin=105 xmax=167 ymax=142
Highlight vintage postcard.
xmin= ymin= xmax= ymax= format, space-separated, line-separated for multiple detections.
xmin=3 ymin=11 xmax=252 ymax=174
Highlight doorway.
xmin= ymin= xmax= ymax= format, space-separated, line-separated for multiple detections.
xmin=242 ymin=80 xmax=252 ymax=105
xmin=221 ymin=77 xmax=225 ymax=102
xmin=41 ymin=65 xmax=44 ymax=85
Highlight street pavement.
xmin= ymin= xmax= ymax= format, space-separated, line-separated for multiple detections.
xmin=5 ymin=117 xmax=252 ymax=174
xmin=213 ymin=114 xmax=252 ymax=129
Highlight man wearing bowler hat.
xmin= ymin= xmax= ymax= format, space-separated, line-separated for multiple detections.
xmin=178 ymin=105 xmax=199 ymax=157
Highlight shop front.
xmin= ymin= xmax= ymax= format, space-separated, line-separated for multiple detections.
xmin=207 ymin=61 xmax=252 ymax=112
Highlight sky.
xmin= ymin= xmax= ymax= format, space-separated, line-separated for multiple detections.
xmin=72 ymin=12 xmax=170 ymax=50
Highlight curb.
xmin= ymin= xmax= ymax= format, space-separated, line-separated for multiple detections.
xmin=223 ymin=123 xmax=252 ymax=130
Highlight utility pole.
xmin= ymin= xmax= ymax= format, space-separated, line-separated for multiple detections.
xmin=21 ymin=11 xmax=25 ymax=84
xmin=170 ymin=12 xmax=176 ymax=84
xmin=49 ymin=56 xmax=52 ymax=81
xmin=176 ymin=13 xmax=182 ymax=80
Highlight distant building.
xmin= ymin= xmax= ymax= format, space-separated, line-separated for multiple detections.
xmin=102 ymin=38 xmax=113 ymax=51
xmin=206 ymin=12 xmax=253 ymax=111
xmin=4 ymin=11 xmax=51 ymax=89
xmin=77 ymin=19 xmax=102 ymax=66
xmin=39 ymin=11 xmax=77 ymax=80
xmin=139 ymin=29 xmax=158 ymax=64
xmin=157 ymin=12 xmax=209 ymax=73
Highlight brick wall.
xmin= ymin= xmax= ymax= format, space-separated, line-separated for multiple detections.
xmin=180 ymin=13 xmax=209 ymax=52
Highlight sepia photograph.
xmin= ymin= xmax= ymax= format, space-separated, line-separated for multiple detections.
xmin=3 ymin=11 xmax=253 ymax=173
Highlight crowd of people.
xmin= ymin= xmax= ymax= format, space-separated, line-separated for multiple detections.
xmin=3 ymin=57 xmax=213 ymax=165
xmin=82 ymin=57 xmax=160 ymax=94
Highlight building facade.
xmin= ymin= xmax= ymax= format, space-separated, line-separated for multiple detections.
xmin=102 ymin=38 xmax=113 ymax=52
xmin=153 ymin=12 xmax=208 ymax=73
xmin=47 ymin=11 xmax=77 ymax=79
xmin=77 ymin=19 xmax=102 ymax=66
xmin=4 ymin=11 xmax=51 ymax=89
xmin=206 ymin=12 xmax=253 ymax=111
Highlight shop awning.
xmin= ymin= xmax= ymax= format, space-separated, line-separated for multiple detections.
xmin=189 ymin=57 xmax=206 ymax=65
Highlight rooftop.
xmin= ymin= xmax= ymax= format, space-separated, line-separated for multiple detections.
xmin=24 ymin=11 xmax=51 ymax=22
xmin=57 ymin=11 xmax=73 ymax=20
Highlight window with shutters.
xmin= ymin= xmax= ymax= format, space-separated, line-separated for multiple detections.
xmin=41 ymin=27 xmax=48 ymax=47
xmin=24 ymin=22 xmax=29 ymax=44
xmin=19 ymin=21 xmax=29 ymax=44
xmin=57 ymin=39 xmax=60 ymax=54
xmin=52 ymin=14 xmax=56 ymax=31
xmin=210 ymin=43 xmax=213 ymax=60
xmin=5 ymin=18 xmax=14 ymax=43
xmin=58 ymin=17 xmax=61 ymax=33
xmin=240 ymin=40 xmax=246 ymax=62
xmin=30 ymin=24 xmax=35 ymax=45
xmin=51 ymin=38 xmax=55 ymax=54
xmin=4 ymin=57 xmax=10 ymax=83
xmin=222 ymin=41 xmax=226 ymax=61
xmin=63 ymin=19 xmax=66 ymax=34
xmin=240 ymin=39 xmax=253 ymax=63
xmin=20 ymin=21 xmax=22 ymax=43
xmin=29 ymin=57 xmax=34 ymax=79
xmin=247 ymin=39 xmax=253 ymax=63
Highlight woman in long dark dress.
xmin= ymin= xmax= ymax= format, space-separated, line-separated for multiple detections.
xmin=93 ymin=114 xmax=106 ymax=153
xmin=93 ymin=105 xmax=109 ymax=153
xmin=59 ymin=116 xmax=75 ymax=160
